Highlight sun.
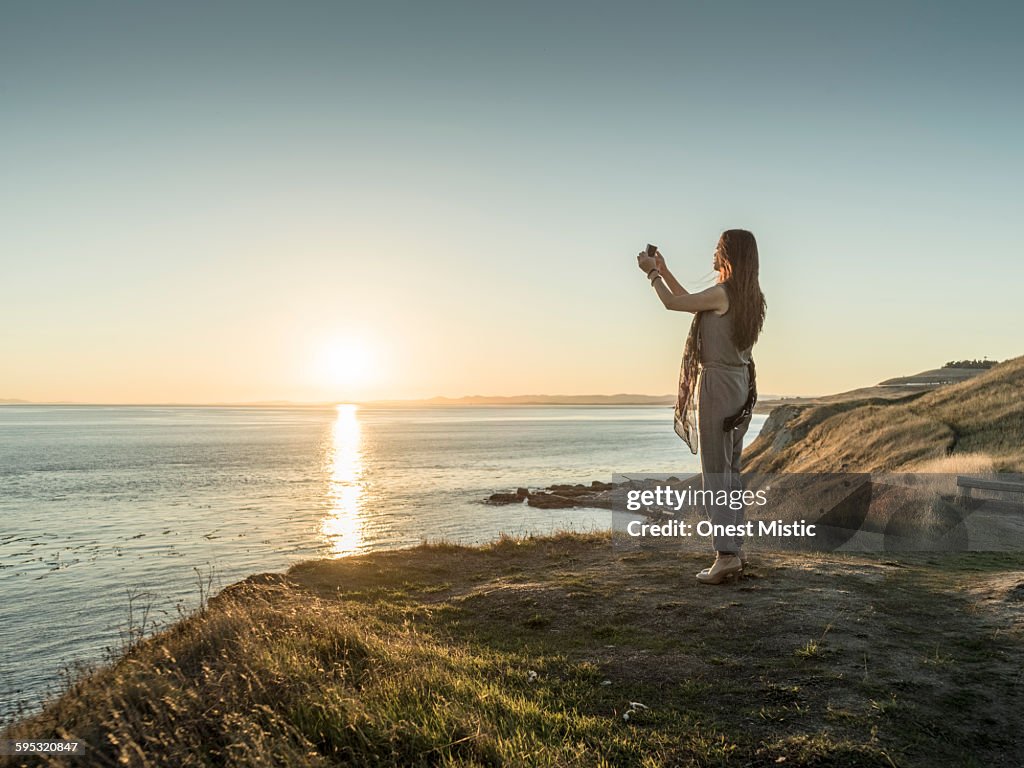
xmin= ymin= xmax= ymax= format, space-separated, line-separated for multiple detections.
xmin=314 ymin=337 xmax=377 ymax=390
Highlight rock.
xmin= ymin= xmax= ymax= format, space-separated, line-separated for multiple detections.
xmin=486 ymin=492 xmax=524 ymax=505
xmin=486 ymin=479 xmax=632 ymax=510
xmin=526 ymin=493 xmax=576 ymax=509
xmin=545 ymin=485 xmax=593 ymax=498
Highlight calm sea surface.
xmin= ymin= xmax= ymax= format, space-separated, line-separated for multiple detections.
xmin=0 ymin=404 xmax=764 ymax=723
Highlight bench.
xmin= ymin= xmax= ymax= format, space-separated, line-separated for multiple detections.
xmin=956 ymin=476 xmax=1024 ymax=510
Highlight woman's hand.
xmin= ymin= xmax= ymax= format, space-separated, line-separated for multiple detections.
xmin=642 ymin=247 xmax=688 ymax=299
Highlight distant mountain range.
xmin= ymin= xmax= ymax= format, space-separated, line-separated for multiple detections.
xmin=0 ymin=365 xmax=992 ymax=408
xmin=358 ymin=394 xmax=682 ymax=406
xmin=0 ymin=394 xmax=689 ymax=407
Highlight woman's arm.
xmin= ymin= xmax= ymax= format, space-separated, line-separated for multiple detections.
xmin=637 ymin=250 xmax=728 ymax=313
xmin=652 ymin=279 xmax=728 ymax=313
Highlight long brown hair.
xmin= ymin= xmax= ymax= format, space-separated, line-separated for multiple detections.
xmin=716 ymin=229 xmax=766 ymax=350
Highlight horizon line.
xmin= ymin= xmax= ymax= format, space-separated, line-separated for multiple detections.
xmin=0 ymin=393 xmax=702 ymax=407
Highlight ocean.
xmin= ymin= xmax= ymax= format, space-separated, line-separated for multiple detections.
xmin=0 ymin=404 xmax=764 ymax=723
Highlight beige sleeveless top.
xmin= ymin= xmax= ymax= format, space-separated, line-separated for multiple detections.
xmin=699 ymin=309 xmax=751 ymax=367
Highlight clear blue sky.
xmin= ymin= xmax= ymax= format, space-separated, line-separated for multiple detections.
xmin=3 ymin=1 xmax=1022 ymax=402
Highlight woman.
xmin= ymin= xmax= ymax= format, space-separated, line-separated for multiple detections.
xmin=637 ymin=230 xmax=766 ymax=584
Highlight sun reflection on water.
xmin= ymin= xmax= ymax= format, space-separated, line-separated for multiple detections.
xmin=320 ymin=403 xmax=366 ymax=557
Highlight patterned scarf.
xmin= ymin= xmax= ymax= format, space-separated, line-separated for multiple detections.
xmin=673 ymin=311 xmax=703 ymax=454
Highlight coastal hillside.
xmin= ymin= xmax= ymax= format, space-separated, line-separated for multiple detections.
xmin=744 ymin=355 xmax=1024 ymax=473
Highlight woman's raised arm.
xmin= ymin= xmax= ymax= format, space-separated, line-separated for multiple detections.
xmin=637 ymin=249 xmax=728 ymax=313
xmin=653 ymin=282 xmax=728 ymax=314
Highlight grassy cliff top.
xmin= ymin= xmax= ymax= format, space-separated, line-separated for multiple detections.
xmin=744 ymin=355 xmax=1024 ymax=474
xmin=5 ymin=532 xmax=1023 ymax=767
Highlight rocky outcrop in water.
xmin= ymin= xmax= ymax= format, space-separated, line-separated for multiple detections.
xmin=483 ymin=478 xmax=687 ymax=510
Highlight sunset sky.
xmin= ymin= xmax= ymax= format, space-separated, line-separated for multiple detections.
xmin=3 ymin=2 xmax=1022 ymax=404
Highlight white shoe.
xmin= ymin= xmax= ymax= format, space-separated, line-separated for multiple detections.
xmin=698 ymin=548 xmax=746 ymax=577
xmin=696 ymin=552 xmax=743 ymax=584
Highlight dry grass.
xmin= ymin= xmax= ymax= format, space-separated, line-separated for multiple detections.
xmin=4 ymin=532 xmax=1023 ymax=767
xmin=906 ymin=453 xmax=997 ymax=474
